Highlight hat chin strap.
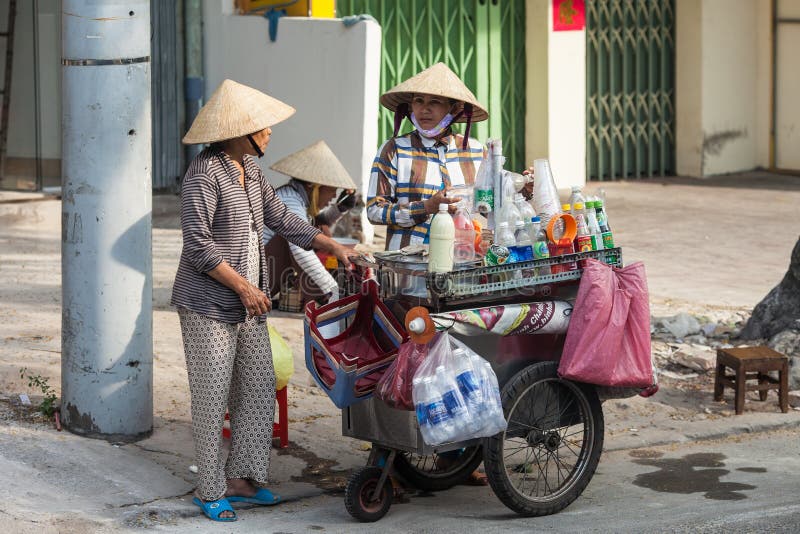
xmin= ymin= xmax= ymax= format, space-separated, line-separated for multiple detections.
xmin=392 ymin=102 xmax=410 ymax=138
xmin=246 ymin=133 xmax=265 ymax=158
xmin=461 ymin=103 xmax=473 ymax=150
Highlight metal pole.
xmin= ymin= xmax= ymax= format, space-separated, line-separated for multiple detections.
xmin=61 ymin=0 xmax=153 ymax=441
xmin=184 ymin=0 xmax=204 ymax=167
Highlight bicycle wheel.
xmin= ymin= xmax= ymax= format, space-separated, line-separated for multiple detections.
xmin=393 ymin=446 xmax=483 ymax=491
xmin=484 ymin=361 xmax=603 ymax=516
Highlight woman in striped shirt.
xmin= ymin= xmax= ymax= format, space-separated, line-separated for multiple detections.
xmin=263 ymin=140 xmax=357 ymax=307
xmin=366 ymin=62 xmax=488 ymax=250
xmin=173 ymin=80 xmax=351 ymax=522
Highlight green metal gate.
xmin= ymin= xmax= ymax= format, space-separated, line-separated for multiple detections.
xmin=338 ymin=0 xmax=526 ymax=172
xmin=586 ymin=0 xmax=675 ymax=180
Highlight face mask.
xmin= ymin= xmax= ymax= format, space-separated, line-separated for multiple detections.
xmin=246 ymin=134 xmax=265 ymax=158
xmin=410 ymin=112 xmax=454 ymax=139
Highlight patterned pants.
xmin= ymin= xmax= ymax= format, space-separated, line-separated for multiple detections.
xmin=178 ymin=309 xmax=276 ymax=501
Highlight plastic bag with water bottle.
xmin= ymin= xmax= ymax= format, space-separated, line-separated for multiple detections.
xmin=411 ymin=332 xmax=507 ymax=445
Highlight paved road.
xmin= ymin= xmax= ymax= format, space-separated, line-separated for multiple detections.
xmin=121 ymin=428 xmax=799 ymax=533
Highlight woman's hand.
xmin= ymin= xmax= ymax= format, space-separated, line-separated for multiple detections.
xmin=237 ymin=282 xmax=272 ymax=317
xmin=312 ymin=234 xmax=354 ymax=269
xmin=424 ymin=188 xmax=459 ymax=215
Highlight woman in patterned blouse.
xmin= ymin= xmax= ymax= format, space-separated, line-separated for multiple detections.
xmin=173 ymin=79 xmax=351 ymax=522
xmin=366 ymin=62 xmax=488 ymax=251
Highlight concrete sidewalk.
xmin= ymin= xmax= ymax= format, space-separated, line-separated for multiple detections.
xmin=1 ymin=171 xmax=799 ymax=532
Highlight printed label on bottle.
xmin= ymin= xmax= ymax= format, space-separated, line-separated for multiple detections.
xmin=576 ymin=235 xmax=593 ymax=252
xmin=602 ymin=231 xmax=614 ymax=249
xmin=456 ymin=372 xmax=480 ymax=400
xmin=415 ymin=403 xmax=429 ymax=426
xmin=533 ymin=241 xmax=550 ymax=260
xmin=442 ymin=390 xmax=466 ymax=417
xmin=426 ymin=400 xmax=449 ymax=424
xmin=475 ymin=189 xmax=494 ymax=214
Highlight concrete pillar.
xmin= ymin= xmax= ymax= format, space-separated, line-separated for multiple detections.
xmin=61 ymin=0 xmax=153 ymax=441
xmin=524 ymin=0 xmax=586 ymax=189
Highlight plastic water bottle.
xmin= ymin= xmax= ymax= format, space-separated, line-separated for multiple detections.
xmin=531 ymin=159 xmax=561 ymax=230
xmin=514 ymin=193 xmax=536 ymax=235
xmin=412 ymin=376 xmax=432 ymax=439
xmin=512 ymin=221 xmax=534 ymax=262
xmin=496 ymin=195 xmax=522 ymax=230
xmin=568 ymin=186 xmax=586 ymax=218
xmin=531 ymin=216 xmax=552 ymax=276
xmin=452 ymin=203 xmax=476 ymax=263
xmin=479 ymin=360 xmax=506 ymax=435
xmin=421 ymin=375 xmax=452 ymax=444
xmin=574 ymin=202 xmax=593 ymax=253
xmin=451 ymin=349 xmax=483 ymax=432
xmin=585 ymin=200 xmax=604 ymax=250
xmin=428 ymin=203 xmax=455 ymax=273
xmin=474 ymin=159 xmax=494 ymax=215
xmin=435 ymin=365 xmax=467 ymax=440
xmin=494 ymin=222 xmax=517 ymax=263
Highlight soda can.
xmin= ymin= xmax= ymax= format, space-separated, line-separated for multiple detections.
xmin=484 ymin=244 xmax=510 ymax=266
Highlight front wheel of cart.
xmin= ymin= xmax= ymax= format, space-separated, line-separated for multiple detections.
xmin=345 ymin=466 xmax=392 ymax=522
xmin=484 ymin=361 xmax=604 ymax=517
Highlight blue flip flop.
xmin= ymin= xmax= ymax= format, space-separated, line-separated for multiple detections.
xmin=192 ymin=497 xmax=237 ymax=522
xmin=227 ymin=487 xmax=281 ymax=506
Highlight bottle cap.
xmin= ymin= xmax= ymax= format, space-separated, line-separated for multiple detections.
xmin=562 ymin=203 xmax=571 ymax=211
xmin=515 ymin=220 xmax=525 ymax=229
xmin=438 ymin=203 xmax=449 ymax=211
xmin=531 ymin=216 xmax=541 ymax=222
xmin=595 ymin=199 xmax=604 ymax=207
xmin=573 ymin=202 xmax=584 ymax=210
xmin=585 ymin=200 xmax=595 ymax=208
xmin=514 ymin=193 xmax=524 ymax=202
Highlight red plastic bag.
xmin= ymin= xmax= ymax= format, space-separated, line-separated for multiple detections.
xmin=558 ymin=259 xmax=653 ymax=387
xmin=375 ymin=340 xmax=429 ymax=410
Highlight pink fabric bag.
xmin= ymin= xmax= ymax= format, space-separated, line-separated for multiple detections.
xmin=558 ymin=259 xmax=653 ymax=387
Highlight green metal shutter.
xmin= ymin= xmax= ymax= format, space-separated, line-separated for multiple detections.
xmin=338 ymin=0 xmax=526 ymax=172
xmin=586 ymin=0 xmax=675 ymax=181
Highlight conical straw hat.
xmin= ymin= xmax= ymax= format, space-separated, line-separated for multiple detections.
xmin=270 ymin=140 xmax=357 ymax=189
xmin=380 ymin=62 xmax=488 ymax=122
xmin=182 ymin=79 xmax=296 ymax=144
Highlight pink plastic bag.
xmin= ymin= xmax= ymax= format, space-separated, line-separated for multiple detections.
xmin=375 ymin=340 xmax=429 ymax=410
xmin=558 ymin=259 xmax=653 ymax=387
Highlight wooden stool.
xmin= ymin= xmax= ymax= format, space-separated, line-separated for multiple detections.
xmin=714 ymin=346 xmax=789 ymax=415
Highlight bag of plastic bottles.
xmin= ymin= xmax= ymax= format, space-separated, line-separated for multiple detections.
xmin=374 ymin=340 xmax=428 ymax=411
xmin=412 ymin=333 xmax=506 ymax=445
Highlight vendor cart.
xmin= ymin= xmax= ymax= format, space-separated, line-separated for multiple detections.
xmin=304 ymin=248 xmax=625 ymax=522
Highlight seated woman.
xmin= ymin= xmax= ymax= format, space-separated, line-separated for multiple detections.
xmin=263 ymin=140 xmax=357 ymax=307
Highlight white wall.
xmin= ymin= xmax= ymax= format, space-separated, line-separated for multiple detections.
xmin=525 ymin=0 xmax=549 ymax=167
xmin=203 ymin=1 xmax=381 ymax=204
xmin=547 ymin=2 xmax=586 ymax=189
xmin=676 ymin=0 xmax=772 ymax=176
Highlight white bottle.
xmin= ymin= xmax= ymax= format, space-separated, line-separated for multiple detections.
xmin=495 ymin=221 xmax=517 ymax=263
xmin=531 ymin=159 xmax=561 ymax=230
xmin=412 ymin=376 xmax=432 ymax=440
xmin=512 ymin=221 xmax=534 ymax=262
xmin=452 ymin=203 xmax=476 ymax=263
xmin=568 ymin=186 xmax=586 ymax=223
xmin=428 ymin=203 xmax=455 ymax=273
xmin=480 ymin=361 xmax=506 ymax=435
xmin=496 ymin=195 xmax=522 ymax=230
xmin=420 ymin=375 xmax=450 ymax=444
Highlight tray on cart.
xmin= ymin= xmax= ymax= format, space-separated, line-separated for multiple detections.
xmin=353 ymin=247 xmax=622 ymax=311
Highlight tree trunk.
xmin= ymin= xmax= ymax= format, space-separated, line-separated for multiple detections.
xmin=741 ymin=237 xmax=800 ymax=340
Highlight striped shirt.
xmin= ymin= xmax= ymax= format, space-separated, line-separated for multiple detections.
xmin=366 ymin=130 xmax=484 ymax=250
xmin=262 ymin=179 xmax=338 ymax=295
xmin=171 ymin=147 xmax=320 ymax=324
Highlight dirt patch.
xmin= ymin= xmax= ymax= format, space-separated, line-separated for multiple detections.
xmin=276 ymin=441 xmax=353 ymax=493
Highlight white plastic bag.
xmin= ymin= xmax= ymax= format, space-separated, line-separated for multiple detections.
xmin=412 ymin=333 xmax=506 ymax=445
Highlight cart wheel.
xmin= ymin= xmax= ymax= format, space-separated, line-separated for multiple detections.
xmin=393 ymin=446 xmax=483 ymax=491
xmin=484 ymin=361 xmax=603 ymax=517
xmin=344 ymin=466 xmax=392 ymax=522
